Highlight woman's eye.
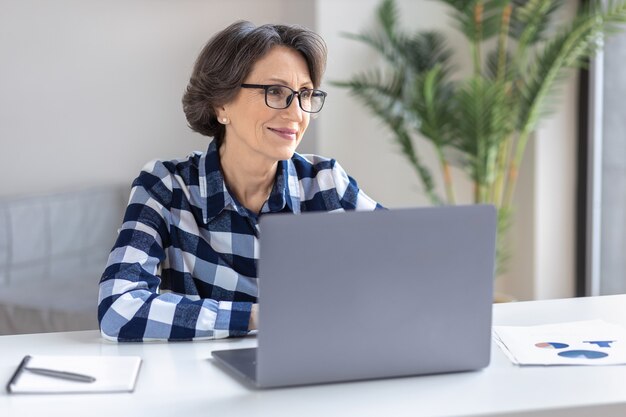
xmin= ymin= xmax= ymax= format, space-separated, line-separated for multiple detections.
xmin=267 ymin=87 xmax=283 ymax=96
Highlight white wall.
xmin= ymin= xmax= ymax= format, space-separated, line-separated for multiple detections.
xmin=0 ymin=0 xmax=311 ymax=197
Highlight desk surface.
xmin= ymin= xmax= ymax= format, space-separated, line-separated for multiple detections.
xmin=2 ymin=295 xmax=626 ymax=417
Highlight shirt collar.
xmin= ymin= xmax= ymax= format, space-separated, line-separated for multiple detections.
xmin=263 ymin=158 xmax=302 ymax=215
xmin=198 ymin=140 xmax=302 ymax=224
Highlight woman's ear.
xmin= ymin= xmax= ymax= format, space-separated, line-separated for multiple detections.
xmin=215 ymin=106 xmax=229 ymax=125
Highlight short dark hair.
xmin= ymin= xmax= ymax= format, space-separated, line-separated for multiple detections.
xmin=182 ymin=21 xmax=327 ymax=144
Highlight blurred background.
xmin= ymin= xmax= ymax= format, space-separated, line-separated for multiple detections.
xmin=0 ymin=0 xmax=624 ymax=333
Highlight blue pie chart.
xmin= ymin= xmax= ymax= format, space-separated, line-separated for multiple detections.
xmin=535 ymin=342 xmax=569 ymax=349
xmin=558 ymin=350 xmax=608 ymax=359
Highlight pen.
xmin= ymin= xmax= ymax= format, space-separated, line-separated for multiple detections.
xmin=24 ymin=367 xmax=96 ymax=383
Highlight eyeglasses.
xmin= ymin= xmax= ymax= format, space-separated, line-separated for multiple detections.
xmin=240 ymin=84 xmax=327 ymax=113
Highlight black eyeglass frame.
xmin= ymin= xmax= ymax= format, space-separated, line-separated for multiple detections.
xmin=240 ymin=83 xmax=327 ymax=113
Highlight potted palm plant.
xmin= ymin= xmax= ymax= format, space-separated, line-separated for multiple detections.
xmin=334 ymin=0 xmax=626 ymax=274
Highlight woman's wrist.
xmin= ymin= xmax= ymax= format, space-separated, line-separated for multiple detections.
xmin=248 ymin=303 xmax=259 ymax=331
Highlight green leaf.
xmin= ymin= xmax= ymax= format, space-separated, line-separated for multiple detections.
xmin=440 ymin=0 xmax=510 ymax=40
xmin=509 ymin=0 xmax=565 ymax=43
xmin=334 ymin=0 xmax=626 ymax=210
xmin=517 ymin=1 xmax=626 ymax=136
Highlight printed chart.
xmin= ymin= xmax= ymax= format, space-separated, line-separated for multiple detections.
xmin=494 ymin=320 xmax=626 ymax=365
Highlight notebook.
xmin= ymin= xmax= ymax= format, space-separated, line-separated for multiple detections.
xmin=6 ymin=355 xmax=142 ymax=394
xmin=212 ymin=205 xmax=497 ymax=388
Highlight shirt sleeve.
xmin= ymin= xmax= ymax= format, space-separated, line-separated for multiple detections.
xmin=330 ymin=160 xmax=385 ymax=211
xmin=97 ymin=167 xmax=252 ymax=342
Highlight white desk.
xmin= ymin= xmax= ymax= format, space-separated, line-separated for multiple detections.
xmin=2 ymin=295 xmax=626 ymax=417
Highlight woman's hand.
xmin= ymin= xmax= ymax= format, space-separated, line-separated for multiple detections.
xmin=248 ymin=303 xmax=259 ymax=331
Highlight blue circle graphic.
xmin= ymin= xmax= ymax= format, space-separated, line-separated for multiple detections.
xmin=558 ymin=350 xmax=608 ymax=359
xmin=535 ymin=342 xmax=569 ymax=349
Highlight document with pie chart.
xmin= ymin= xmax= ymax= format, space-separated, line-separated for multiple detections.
xmin=493 ymin=320 xmax=626 ymax=365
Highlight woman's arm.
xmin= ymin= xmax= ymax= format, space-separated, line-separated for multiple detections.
xmin=248 ymin=303 xmax=259 ymax=331
xmin=97 ymin=180 xmax=252 ymax=342
xmin=329 ymin=160 xmax=385 ymax=211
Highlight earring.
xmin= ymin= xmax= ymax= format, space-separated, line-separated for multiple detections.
xmin=221 ymin=118 xmax=228 ymax=124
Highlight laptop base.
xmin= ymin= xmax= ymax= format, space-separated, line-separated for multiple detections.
xmin=212 ymin=348 xmax=258 ymax=386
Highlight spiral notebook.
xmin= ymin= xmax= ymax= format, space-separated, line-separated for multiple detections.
xmin=6 ymin=355 xmax=142 ymax=394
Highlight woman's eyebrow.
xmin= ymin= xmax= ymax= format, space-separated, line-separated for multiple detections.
xmin=265 ymin=77 xmax=314 ymax=88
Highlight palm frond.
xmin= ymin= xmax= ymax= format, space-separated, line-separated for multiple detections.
xmin=331 ymin=70 xmax=403 ymax=118
xmin=410 ymin=65 xmax=459 ymax=203
xmin=339 ymin=0 xmax=409 ymax=71
xmin=486 ymin=48 xmax=514 ymax=79
xmin=404 ymin=31 xmax=454 ymax=74
xmin=518 ymin=1 xmax=626 ymax=136
xmin=509 ymin=0 xmax=565 ymax=43
xmin=411 ymin=65 xmax=456 ymax=147
xmin=496 ymin=206 xmax=514 ymax=275
xmin=453 ymin=76 xmax=514 ymax=200
xmin=340 ymin=31 xmax=405 ymax=69
xmin=440 ymin=0 xmax=509 ymax=41
xmin=332 ymin=71 xmax=442 ymax=204
xmin=509 ymin=0 xmax=565 ymax=79
xmin=377 ymin=0 xmax=399 ymax=39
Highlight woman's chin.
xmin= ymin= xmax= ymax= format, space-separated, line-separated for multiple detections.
xmin=267 ymin=140 xmax=300 ymax=160
xmin=275 ymin=148 xmax=297 ymax=161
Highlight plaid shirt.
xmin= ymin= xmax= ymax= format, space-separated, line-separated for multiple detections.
xmin=98 ymin=140 xmax=382 ymax=342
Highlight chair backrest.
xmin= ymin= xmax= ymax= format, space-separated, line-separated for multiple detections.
xmin=0 ymin=185 xmax=127 ymax=287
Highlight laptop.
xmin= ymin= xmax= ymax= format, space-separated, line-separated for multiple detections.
xmin=212 ymin=204 xmax=496 ymax=388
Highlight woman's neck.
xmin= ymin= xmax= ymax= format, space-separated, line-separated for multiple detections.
xmin=219 ymin=140 xmax=277 ymax=214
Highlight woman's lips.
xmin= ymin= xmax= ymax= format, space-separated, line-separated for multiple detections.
xmin=268 ymin=127 xmax=298 ymax=140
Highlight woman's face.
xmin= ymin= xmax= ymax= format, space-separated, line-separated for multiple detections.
xmin=220 ymin=46 xmax=312 ymax=164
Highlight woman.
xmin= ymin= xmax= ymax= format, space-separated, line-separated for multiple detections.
xmin=98 ymin=21 xmax=383 ymax=342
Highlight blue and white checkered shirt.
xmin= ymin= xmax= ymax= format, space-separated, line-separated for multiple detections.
xmin=98 ymin=140 xmax=382 ymax=342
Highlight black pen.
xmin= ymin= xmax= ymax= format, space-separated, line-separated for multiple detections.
xmin=24 ymin=367 xmax=96 ymax=383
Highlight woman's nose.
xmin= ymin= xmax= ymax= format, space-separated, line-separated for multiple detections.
xmin=282 ymin=94 xmax=304 ymax=121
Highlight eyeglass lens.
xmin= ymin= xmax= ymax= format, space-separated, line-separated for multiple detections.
xmin=265 ymin=86 xmax=324 ymax=113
